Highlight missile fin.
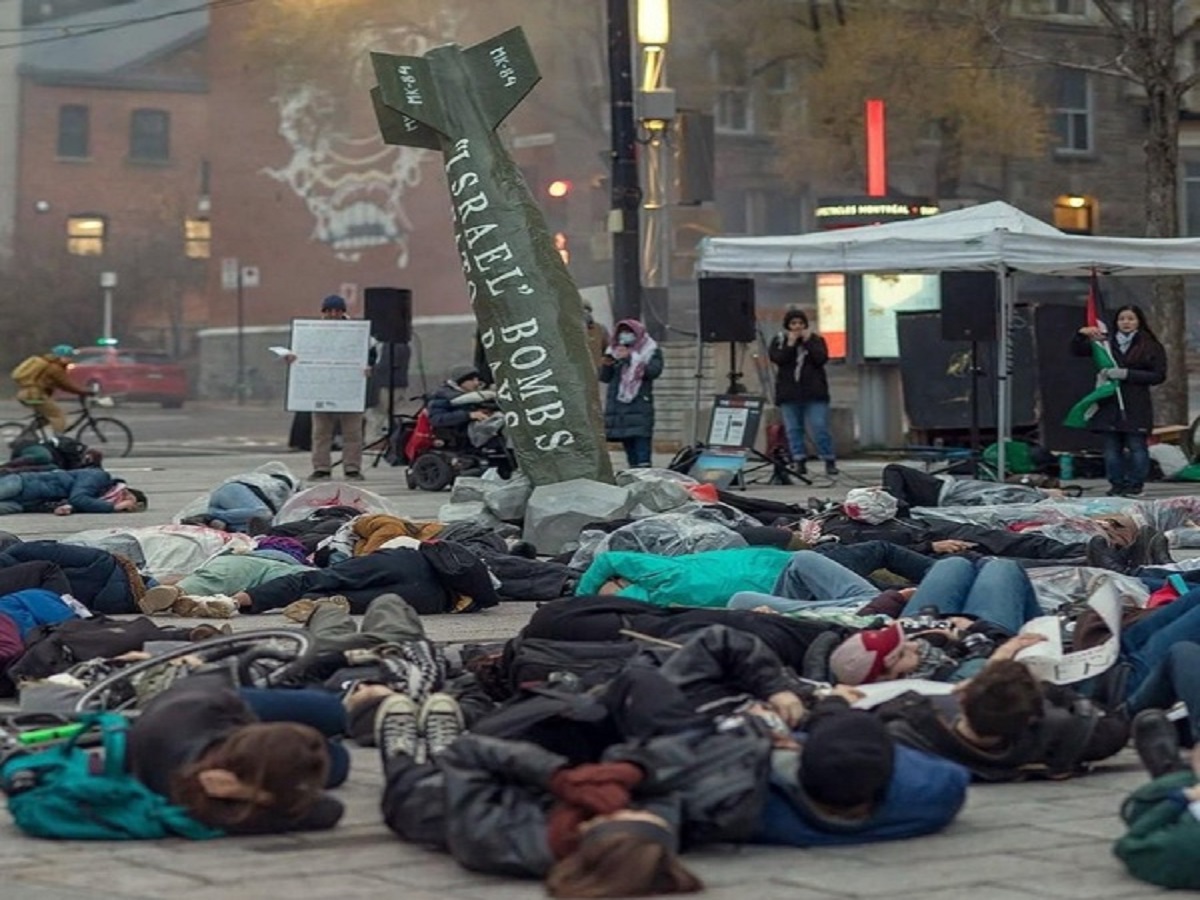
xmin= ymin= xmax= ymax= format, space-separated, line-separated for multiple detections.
xmin=462 ymin=27 xmax=541 ymax=129
xmin=371 ymin=52 xmax=448 ymax=138
xmin=370 ymin=86 xmax=442 ymax=149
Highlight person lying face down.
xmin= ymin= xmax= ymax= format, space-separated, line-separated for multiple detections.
xmin=0 ymin=468 xmax=146 ymax=516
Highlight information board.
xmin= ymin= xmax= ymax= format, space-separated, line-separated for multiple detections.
xmin=284 ymin=319 xmax=371 ymax=413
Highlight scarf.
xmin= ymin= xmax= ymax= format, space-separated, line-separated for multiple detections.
xmin=546 ymin=762 xmax=645 ymax=859
xmin=1115 ymin=330 xmax=1135 ymax=355
xmin=608 ymin=319 xmax=658 ymax=404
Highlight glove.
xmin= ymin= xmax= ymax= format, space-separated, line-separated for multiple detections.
xmin=1101 ymin=367 xmax=1129 ymax=381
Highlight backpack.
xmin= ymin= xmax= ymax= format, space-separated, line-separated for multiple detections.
xmin=10 ymin=355 xmax=49 ymax=386
xmin=403 ymin=409 xmax=436 ymax=463
xmin=0 ymin=712 xmax=223 ymax=840
xmin=419 ymin=540 xmax=500 ymax=612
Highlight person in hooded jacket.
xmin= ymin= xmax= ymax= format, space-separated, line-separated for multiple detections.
xmin=599 ymin=319 xmax=663 ymax=468
xmin=1070 ymin=304 xmax=1167 ymax=496
xmin=768 ymin=309 xmax=838 ymax=476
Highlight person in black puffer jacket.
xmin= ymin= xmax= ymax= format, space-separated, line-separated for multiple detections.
xmin=768 ymin=309 xmax=837 ymax=476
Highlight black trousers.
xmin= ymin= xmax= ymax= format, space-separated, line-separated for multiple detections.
xmin=882 ymin=464 xmax=943 ymax=515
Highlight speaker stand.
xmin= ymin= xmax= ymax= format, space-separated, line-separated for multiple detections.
xmin=968 ymin=340 xmax=980 ymax=478
xmin=366 ymin=342 xmax=398 ymax=467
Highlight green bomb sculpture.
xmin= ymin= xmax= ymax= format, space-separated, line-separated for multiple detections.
xmin=370 ymin=27 xmax=614 ymax=487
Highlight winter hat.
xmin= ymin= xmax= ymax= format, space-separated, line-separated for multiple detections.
xmin=782 ymin=309 xmax=808 ymax=328
xmin=829 ymin=622 xmax=906 ymax=686
xmin=50 ymin=344 xmax=76 ymax=358
xmin=321 ymin=295 xmax=348 ymax=311
xmin=800 ymin=710 xmax=895 ymax=809
xmin=843 ymin=487 xmax=899 ymax=525
xmin=448 ymin=364 xmax=480 ymax=386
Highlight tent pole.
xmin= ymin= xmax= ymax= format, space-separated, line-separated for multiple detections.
xmin=995 ymin=269 xmax=1013 ymax=479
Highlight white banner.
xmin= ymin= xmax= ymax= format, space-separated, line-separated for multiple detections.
xmin=284 ymin=319 xmax=371 ymax=413
xmin=1016 ymin=575 xmax=1126 ymax=685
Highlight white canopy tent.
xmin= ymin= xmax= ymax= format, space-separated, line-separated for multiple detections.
xmin=697 ymin=201 xmax=1200 ymax=475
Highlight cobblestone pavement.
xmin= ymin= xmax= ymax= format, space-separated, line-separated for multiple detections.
xmin=0 ymin=452 xmax=1186 ymax=899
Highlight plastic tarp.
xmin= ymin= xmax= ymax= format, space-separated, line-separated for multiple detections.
xmin=1026 ymin=565 xmax=1150 ymax=614
xmin=273 ymin=483 xmax=397 ymax=526
xmin=173 ymin=461 xmax=301 ymax=524
xmin=64 ymin=525 xmax=255 ymax=581
xmin=569 ymin=511 xmax=747 ymax=570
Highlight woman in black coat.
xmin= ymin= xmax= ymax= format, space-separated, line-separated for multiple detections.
xmin=767 ymin=309 xmax=838 ymax=476
xmin=599 ymin=319 xmax=664 ymax=468
xmin=1070 ymin=304 xmax=1166 ymax=496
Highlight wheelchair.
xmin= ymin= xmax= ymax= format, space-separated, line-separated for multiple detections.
xmin=389 ymin=401 xmax=517 ymax=492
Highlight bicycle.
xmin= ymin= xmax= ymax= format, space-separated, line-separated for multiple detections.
xmin=0 ymin=395 xmax=134 ymax=458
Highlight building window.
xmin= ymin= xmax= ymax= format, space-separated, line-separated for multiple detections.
xmin=184 ymin=217 xmax=211 ymax=259
xmin=712 ymin=48 xmax=751 ymax=134
xmin=67 ymin=214 xmax=106 ymax=256
xmin=57 ymin=104 xmax=89 ymax=158
xmin=759 ymin=62 xmax=792 ymax=134
xmin=1053 ymin=70 xmax=1092 ymax=155
xmin=129 ymin=109 xmax=170 ymax=162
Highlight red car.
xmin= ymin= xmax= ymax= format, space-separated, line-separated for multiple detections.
xmin=65 ymin=348 xmax=188 ymax=408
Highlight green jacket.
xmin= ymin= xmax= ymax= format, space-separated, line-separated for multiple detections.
xmin=1114 ymin=770 xmax=1200 ymax=889
xmin=576 ymin=547 xmax=793 ymax=608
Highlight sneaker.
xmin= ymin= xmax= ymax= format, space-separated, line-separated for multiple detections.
xmin=375 ymin=693 xmax=422 ymax=763
xmin=139 ymin=585 xmax=182 ymax=615
xmin=1132 ymin=708 xmax=1186 ymax=779
xmin=188 ymin=623 xmax=234 ymax=642
xmin=345 ymin=470 xmax=366 ymax=482
xmin=418 ymin=692 xmax=465 ymax=761
xmin=824 ymin=461 xmax=840 ymax=476
xmin=172 ymin=594 xmax=240 ymax=619
xmin=308 ymin=470 xmax=332 ymax=481
xmin=282 ymin=595 xmax=352 ymax=625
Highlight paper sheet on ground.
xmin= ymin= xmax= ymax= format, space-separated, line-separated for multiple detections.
xmin=1015 ymin=575 xmax=1125 ymax=684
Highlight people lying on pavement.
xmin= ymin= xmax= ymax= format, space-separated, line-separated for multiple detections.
xmin=0 ymin=540 xmax=147 ymax=613
xmin=127 ymin=673 xmax=347 ymax=834
xmin=179 ymin=462 xmax=300 ymax=533
xmin=873 ymin=659 xmax=1128 ymax=781
xmin=0 ymin=468 xmax=146 ymax=515
xmin=881 ymin=463 xmax=1062 ymax=516
xmin=137 ymin=551 xmax=313 ymax=617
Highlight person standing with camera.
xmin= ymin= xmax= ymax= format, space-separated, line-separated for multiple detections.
xmin=768 ymin=309 xmax=838 ymax=476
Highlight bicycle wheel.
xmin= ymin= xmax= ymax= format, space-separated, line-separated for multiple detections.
xmin=0 ymin=421 xmax=33 ymax=451
xmin=77 ymin=416 xmax=133 ymax=457
xmin=74 ymin=629 xmax=311 ymax=712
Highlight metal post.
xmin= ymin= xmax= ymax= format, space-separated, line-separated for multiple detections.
xmin=235 ymin=267 xmax=246 ymax=406
xmin=995 ymin=269 xmax=1013 ymax=478
xmin=607 ymin=0 xmax=642 ymax=322
xmin=102 ymin=288 xmax=113 ymax=343
xmin=642 ymin=125 xmax=670 ymax=292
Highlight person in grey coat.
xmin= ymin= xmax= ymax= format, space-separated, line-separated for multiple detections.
xmin=599 ymin=318 xmax=663 ymax=468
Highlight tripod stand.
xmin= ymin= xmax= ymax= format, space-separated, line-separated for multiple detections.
xmin=717 ymin=342 xmax=812 ymax=488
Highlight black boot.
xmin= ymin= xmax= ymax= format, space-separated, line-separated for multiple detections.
xmin=1125 ymin=526 xmax=1164 ymax=571
xmin=1085 ymin=536 xmax=1128 ymax=574
xmin=1132 ymin=708 xmax=1187 ymax=779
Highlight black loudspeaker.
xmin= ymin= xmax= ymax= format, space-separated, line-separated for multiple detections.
xmin=698 ymin=277 xmax=756 ymax=343
xmin=363 ymin=287 xmax=413 ymax=343
xmin=896 ymin=311 xmax=1035 ymax=431
xmin=1032 ymin=303 xmax=1104 ymax=454
xmin=940 ymin=272 xmax=998 ymax=342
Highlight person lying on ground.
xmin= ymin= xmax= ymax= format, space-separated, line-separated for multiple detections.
xmin=137 ymin=551 xmax=313 ymax=617
xmin=180 ymin=462 xmax=300 ymax=533
xmin=1114 ymin=711 xmax=1200 ymax=889
xmin=127 ymin=673 xmax=347 ymax=834
xmin=881 ymin=463 xmax=1062 ymax=516
xmin=0 ymin=540 xmax=146 ymax=614
xmin=873 ymin=659 xmax=1128 ymax=781
xmin=0 ymin=468 xmax=146 ymax=515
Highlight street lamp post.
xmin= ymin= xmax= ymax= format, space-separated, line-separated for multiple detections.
xmin=636 ymin=0 xmax=674 ymax=336
xmin=99 ymin=271 xmax=117 ymax=344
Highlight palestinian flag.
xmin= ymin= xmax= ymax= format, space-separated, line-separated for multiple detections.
xmin=1064 ymin=271 xmax=1123 ymax=429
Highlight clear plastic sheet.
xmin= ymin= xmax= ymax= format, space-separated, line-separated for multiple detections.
xmin=568 ymin=512 xmax=747 ymax=570
xmin=64 ymin=525 xmax=255 ymax=581
xmin=1026 ymin=565 xmax=1149 ymax=613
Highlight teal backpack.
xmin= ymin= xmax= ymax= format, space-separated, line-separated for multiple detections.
xmin=1 ymin=712 xmax=223 ymax=840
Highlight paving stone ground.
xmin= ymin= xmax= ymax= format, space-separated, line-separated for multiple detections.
xmin=0 ymin=450 xmax=1186 ymax=900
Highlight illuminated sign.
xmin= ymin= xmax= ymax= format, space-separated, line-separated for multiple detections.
xmin=815 ymin=195 xmax=939 ymax=230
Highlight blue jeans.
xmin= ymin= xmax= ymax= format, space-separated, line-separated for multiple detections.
xmin=240 ymin=688 xmax=350 ymax=788
xmin=1126 ymin=641 xmax=1200 ymax=742
xmin=0 ymin=474 xmax=23 ymax=515
xmin=1121 ymin=590 xmax=1200 ymax=699
xmin=901 ymin=557 xmax=1042 ymax=635
xmin=207 ymin=482 xmax=272 ymax=532
xmin=818 ymin=541 xmax=934 ymax=583
xmin=728 ymin=550 xmax=878 ymax=613
xmin=1103 ymin=431 xmax=1149 ymax=492
xmin=779 ymin=401 xmax=835 ymax=462
xmin=621 ymin=435 xmax=652 ymax=468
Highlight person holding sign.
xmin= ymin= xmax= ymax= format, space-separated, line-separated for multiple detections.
xmin=768 ymin=309 xmax=838 ymax=476
xmin=281 ymin=295 xmax=369 ymax=482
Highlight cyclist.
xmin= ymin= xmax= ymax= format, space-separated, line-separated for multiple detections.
xmin=10 ymin=344 xmax=94 ymax=435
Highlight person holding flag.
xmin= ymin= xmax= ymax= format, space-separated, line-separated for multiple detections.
xmin=1068 ymin=282 xmax=1166 ymax=496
